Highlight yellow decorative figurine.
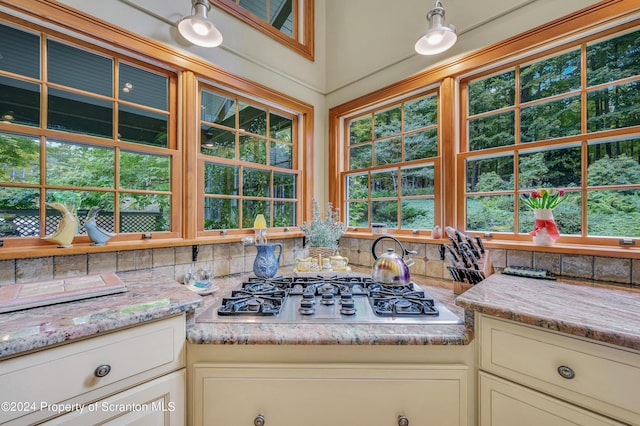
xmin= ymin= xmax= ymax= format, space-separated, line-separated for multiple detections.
xmin=42 ymin=202 xmax=78 ymax=247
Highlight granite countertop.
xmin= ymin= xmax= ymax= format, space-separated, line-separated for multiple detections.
xmin=4 ymin=266 xmax=637 ymax=357
xmin=186 ymin=268 xmax=472 ymax=346
xmin=455 ymin=272 xmax=640 ymax=351
xmin=0 ymin=270 xmax=203 ymax=359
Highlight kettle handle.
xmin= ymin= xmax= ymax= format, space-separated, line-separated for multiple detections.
xmin=371 ymin=235 xmax=416 ymax=260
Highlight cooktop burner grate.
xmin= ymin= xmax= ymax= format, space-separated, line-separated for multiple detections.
xmin=198 ymin=275 xmax=463 ymax=325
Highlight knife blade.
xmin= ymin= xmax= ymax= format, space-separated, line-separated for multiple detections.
xmin=464 ymin=234 xmax=481 ymax=258
xmin=445 ymin=244 xmax=459 ymax=264
xmin=460 ymin=241 xmax=479 ymax=270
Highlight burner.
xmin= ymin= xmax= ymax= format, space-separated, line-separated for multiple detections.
xmin=218 ymin=294 xmax=284 ymax=316
xmin=205 ymin=276 xmax=462 ymax=324
xmin=369 ymin=294 xmax=439 ymax=317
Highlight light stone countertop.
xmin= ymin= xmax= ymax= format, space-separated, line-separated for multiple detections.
xmin=2 ymin=266 xmax=638 ymax=358
xmin=455 ymin=272 xmax=640 ymax=351
xmin=0 ymin=270 xmax=203 ymax=359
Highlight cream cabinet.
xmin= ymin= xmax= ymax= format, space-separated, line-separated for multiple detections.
xmin=188 ymin=343 xmax=475 ymax=426
xmin=193 ymin=363 xmax=468 ymax=426
xmin=0 ymin=315 xmax=186 ymax=425
xmin=42 ymin=370 xmax=185 ymax=426
xmin=478 ymin=314 xmax=640 ymax=425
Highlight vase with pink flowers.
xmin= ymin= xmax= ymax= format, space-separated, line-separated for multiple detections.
xmin=521 ymin=188 xmax=568 ymax=246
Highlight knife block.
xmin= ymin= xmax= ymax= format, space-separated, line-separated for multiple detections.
xmin=450 ymin=250 xmax=493 ymax=295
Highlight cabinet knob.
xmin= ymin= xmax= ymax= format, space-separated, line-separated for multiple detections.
xmin=398 ymin=414 xmax=410 ymax=426
xmin=254 ymin=413 xmax=265 ymax=426
xmin=94 ymin=364 xmax=111 ymax=378
xmin=557 ymin=365 xmax=575 ymax=379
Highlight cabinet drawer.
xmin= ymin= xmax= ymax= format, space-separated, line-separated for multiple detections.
xmin=479 ymin=372 xmax=625 ymax=426
xmin=193 ymin=363 xmax=468 ymax=426
xmin=0 ymin=315 xmax=185 ymax=425
xmin=479 ymin=314 xmax=640 ymax=425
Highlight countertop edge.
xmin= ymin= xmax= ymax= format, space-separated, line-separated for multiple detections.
xmin=455 ymin=274 xmax=640 ymax=352
xmin=0 ymin=301 xmax=202 ymax=359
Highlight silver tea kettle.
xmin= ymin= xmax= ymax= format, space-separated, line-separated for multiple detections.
xmin=371 ymin=236 xmax=417 ymax=286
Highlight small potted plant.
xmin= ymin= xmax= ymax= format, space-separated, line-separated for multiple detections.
xmin=300 ymin=199 xmax=346 ymax=259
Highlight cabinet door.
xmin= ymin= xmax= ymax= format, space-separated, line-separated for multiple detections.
xmin=193 ymin=363 xmax=468 ymax=426
xmin=479 ymin=372 xmax=624 ymax=426
xmin=42 ymin=370 xmax=185 ymax=426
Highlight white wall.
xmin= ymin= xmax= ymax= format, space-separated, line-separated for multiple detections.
xmin=325 ymin=0 xmax=602 ymax=108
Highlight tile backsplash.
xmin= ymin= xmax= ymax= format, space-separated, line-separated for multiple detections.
xmin=1 ymin=237 xmax=638 ymax=288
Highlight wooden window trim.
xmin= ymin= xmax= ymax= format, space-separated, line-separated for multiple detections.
xmin=0 ymin=19 xmax=181 ymax=250
xmin=340 ymin=89 xmax=441 ymax=234
xmin=329 ymin=1 xmax=640 ymax=256
xmin=209 ymin=0 xmax=315 ymax=61
xmin=0 ymin=1 xmax=315 ymax=258
xmin=459 ymin=23 xmax=640 ymax=246
xmin=196 ymin=82 xmax=302 ymax=236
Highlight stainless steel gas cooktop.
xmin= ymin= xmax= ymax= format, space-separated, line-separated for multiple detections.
xmin=196 ymin=276 xmax=463 ymax=325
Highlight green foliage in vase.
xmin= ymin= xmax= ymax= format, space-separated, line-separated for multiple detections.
xmin=300 ymin=199 xmax=346 ymax=249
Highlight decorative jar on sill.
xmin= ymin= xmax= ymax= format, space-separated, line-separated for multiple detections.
xmin=531 ymin=208 xmax=559 ymax=246
xmin=521 ymin=188 xmax=568 ymax=246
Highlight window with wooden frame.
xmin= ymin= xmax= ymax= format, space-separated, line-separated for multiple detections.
xmin=342 ymin=89 xmax=441 ymax=233
xmin=198 ymin=83 xmax=300 ymax=234
xmin=0 ymin=21 xmax=179 ymax=246
xmin=460 ymin=25 xmax=640 ymax=244
xmin=209 ymin=0 xmax=314 ymax=61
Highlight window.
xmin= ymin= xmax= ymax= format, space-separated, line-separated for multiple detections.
xmin=199 ymin=84 xmax=299 ymax=232
xmin=343 ymin=91 xmax=439 ymax=231
xmin=210 ymin=0 xmax=314 ymax=60
xmin=462 ymin=27 xmax=640 ymax=241
xmin=0 ymin=21 xmax=178 ymax=241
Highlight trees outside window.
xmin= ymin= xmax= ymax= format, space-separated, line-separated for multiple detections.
xmin=462 ymin=27 xmax=640 ymax=240
xmin=343 ymin=92 xmax=439 ymax=231
xmin=199 ymin=85 xmax=299 ymax=233
xmin=0 ymin=22 xmax=177 ymax=239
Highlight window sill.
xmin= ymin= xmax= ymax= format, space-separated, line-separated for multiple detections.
xmin=342 ymin=232 xmax=640 ymax=260
xmin=0 ymin=231 xmax=305 ymax=261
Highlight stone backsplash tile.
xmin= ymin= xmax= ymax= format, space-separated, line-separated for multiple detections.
xmin=212 ymin=243 xmax=228 ymax=260
xmin=507 ymin=250 xmax=533 ymax=268
xmin=594 ymin=257 xmax=631 ymax=284
xmin=490 ymin=249 xmax=506 ymax=269
xmin=117 ymin=251 xmax=135 ymax=272
xmin=54 ymin=254 xmax=88 ymax=278
xmin=1 ymin=237 xmax=637 ymax=292
xmin=0 ymin=259 xmax=15 ymax=285
xmin=152 ymin=247 xmax=175 ymax=268
xmin=16 ymin=257 xmax=54 ymax=283
xmin=632 ymin=259 xmax=640 ymax=287
xmin=175 ymin=245 xmax=192 ymax=265
xmin=88 ymin=252 xmax=117 ymax=274
xmin=134 ymin=249 xmax=152 ymax=270
xmin=561 ymin=255 xmax=594 ymax=279
xmin=533 ymin=252 xmax=561 ymax=276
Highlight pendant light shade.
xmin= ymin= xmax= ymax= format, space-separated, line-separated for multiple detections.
xmin=178 ymin=0 xmax=223 ymax=48
xmin=415 ymin=0 xmax=457 ymax=55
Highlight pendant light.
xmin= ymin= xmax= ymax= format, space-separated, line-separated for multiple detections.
xmin=414 ymin=0 xmax=457 ymax=55
xmin=177 ymin=0 xmax=223 ymax=48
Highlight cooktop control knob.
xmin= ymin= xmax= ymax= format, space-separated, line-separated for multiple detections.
xmin=299 ymin=299 xmax=315 ymax=315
